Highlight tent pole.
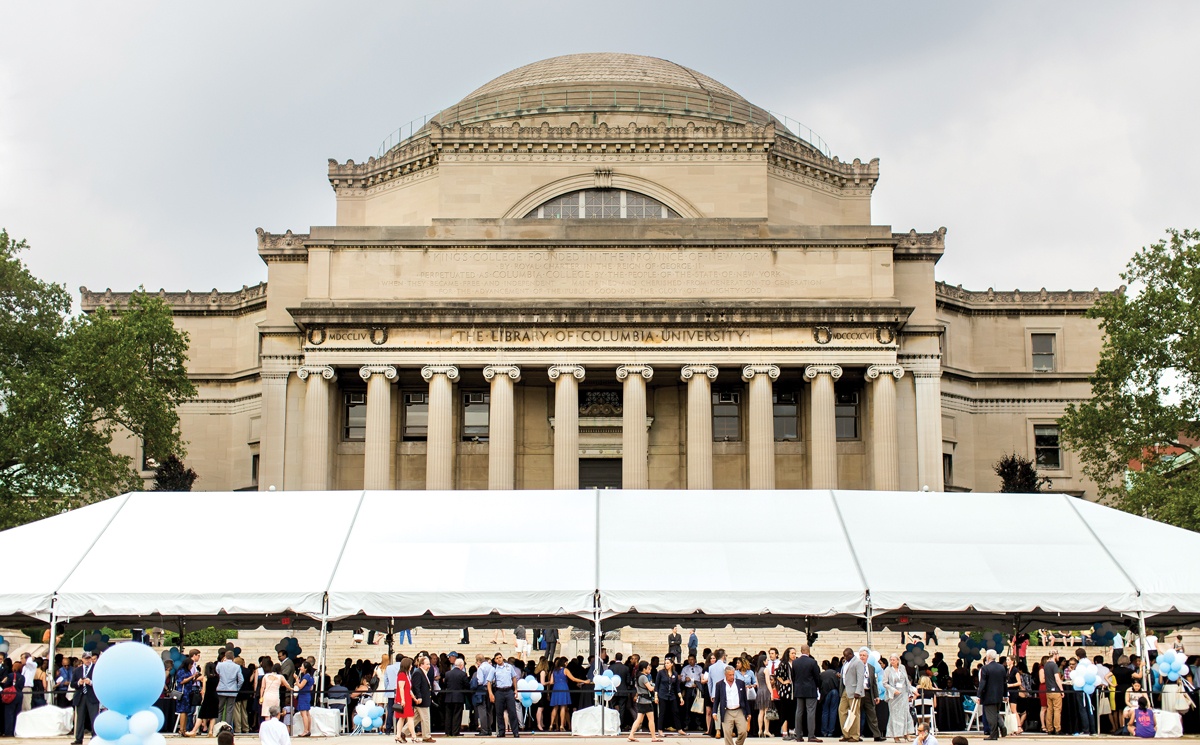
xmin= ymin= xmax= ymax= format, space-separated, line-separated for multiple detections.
xmin=865 ymin=598 xmax=873 ymax=649
xmin=1137 ymin=609 xmax=1148 ymax=664
xmin=316 ymin=593 xmax=330 ymax=698
xmin=387 ymin=618 xmax=394 ymax=660
xmin=178 ymin=618 xmax=186 ymax=651
xmin=47 ymin=596 xmax=58 ymax=677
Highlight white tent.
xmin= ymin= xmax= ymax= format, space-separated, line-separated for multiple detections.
xmin=5 ymin=489 xmax=1200 ymax=631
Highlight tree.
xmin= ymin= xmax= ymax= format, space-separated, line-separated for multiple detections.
xmin=152 ymin=454 xmax=197 ymax=491
xmin=994 ymin=453 xmax=1051 ymax=493
xmin=1059 ymin=228 xmax=1200 ymax=529
xmin=0 ymin=229 xmax=197 ymax=529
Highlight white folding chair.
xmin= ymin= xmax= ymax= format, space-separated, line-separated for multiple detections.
xmin=965 ymin=697 xmax=983 ymax=731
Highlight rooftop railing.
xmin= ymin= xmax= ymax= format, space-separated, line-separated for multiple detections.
xmin=375 ymin=86 xmax=830 ymax=159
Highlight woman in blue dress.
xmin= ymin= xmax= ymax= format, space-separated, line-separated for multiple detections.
xmin=174 ymin=658 xmax=200 ymax=737
xmin=549 ymin=657 xmax=586 ymax=732
xmin=295 ymin=661 xmax=315 ymax=737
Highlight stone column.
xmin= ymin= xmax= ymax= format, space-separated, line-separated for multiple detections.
xmin=742 ymin=364 xmax=780 ymax=490
xmin=548 ymin=364 xmax=585 ymax=490
xmin=421 ymin=365 xmax=459 ymax=490
xmin=804 ymin=364 xmax=843 ymax=490
xmin=297 ymin=365 xmax=336 ymax=490
xmin=680 ymin=365 xmax=718 ymax=490
xmin=359 ymin=365 xmax=397 ymax=490
xmin=866 ymin=365 xmax=905 ymax=491
xmin=259 ymin=369 xmax=291 ymax=490
xmin=913 ymin=369 xmax=945 ymax=491
xmin=616 ymin=365 xmax=653 ymax=489
xmin=483 ymin=365 xmax=521 ymax=490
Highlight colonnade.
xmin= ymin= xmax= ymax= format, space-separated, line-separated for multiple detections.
xmin=285 ymin=361 xmax=928 ymax=491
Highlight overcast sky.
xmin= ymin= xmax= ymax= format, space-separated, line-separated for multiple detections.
xmin=1 ymin=1 xmax=1196 ymax=301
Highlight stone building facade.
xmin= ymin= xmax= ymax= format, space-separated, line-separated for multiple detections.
xmin=80 ymin=53 xmax=1110 ymax=497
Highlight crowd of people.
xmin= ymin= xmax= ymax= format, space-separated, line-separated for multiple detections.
xmin=2 ymin=628 xmax=1199 ymax=743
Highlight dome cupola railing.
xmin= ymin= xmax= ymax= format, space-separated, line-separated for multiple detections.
xmin=375 ymin=86 xmax=830 ymax=159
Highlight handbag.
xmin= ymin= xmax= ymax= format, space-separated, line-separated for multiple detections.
xmin=747 ymin=685 xmax=757 ymax=702
xmin=690 ymin=691 xmax=705 ymax=714
xmin=766 ymin=703 xmax=779 ymax=721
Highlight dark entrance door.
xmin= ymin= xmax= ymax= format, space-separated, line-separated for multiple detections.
xmin=579 ymin=458 xmax=622 ymax=489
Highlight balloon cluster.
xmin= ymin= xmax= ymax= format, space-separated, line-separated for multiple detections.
xmin=903 ymin=642 xmax=928 ymax=668
xmin=354 ymin=701 xmax=386 ymax=731
xmin=1069 ymin=657 xmax=1101 ymax=695
xmin=161 ymin=649 xmax=185 ymax=671
xmin=221 ymin=642 xmax=243 ymax=658
xmin=1091 ymin=623 xmax=1120 ymax=646
xmin=957 ymin=632 xmax=1005 ymax=663
xmin=517 ymin=676 xmax=544 ymax=708
xmin=85 ymin=631 xmax=112 ymax=653
xmin=274 ymin=638 xmax=302 ymax=657
xmin=866 ymin=651 xmax=887 ymax=682
xmin=89 ymin=643 xmax=169 ymax=745
xmin=592 ymin=671 xmax=623 ymax=702
xmin=1154 ymin=649 xmax=1188 ymax=683
xmin=0 ymin=633 xmax=9 ymax=655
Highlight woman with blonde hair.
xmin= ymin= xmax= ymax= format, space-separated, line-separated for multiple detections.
xmin=882 ymin=655 xmax=914 ymax=742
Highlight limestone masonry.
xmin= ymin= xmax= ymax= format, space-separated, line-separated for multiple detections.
xmin=80 ymin=53 xmax=1111 ymax=496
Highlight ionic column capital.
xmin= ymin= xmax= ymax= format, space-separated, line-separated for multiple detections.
xmin=680 ymin=364 xmax=718 ymax=382
xmin=483 ymin=365 xmax=522 ymax=383
xmin=421 ymin=364 xmax=460 ymax=382
xmin=616 ymin=364 xmax=654 ymax=381
xmin=742 ymin=364 xmax=780 ymax=382
xmin=359 ymin=364 xmax=398 ymax=382
xmin=866 ymin=364 xmax=905 ymax=381
xmin=548 ymin=364 xmax=585 ymax=382
xmin=297 ymin=365 xmax=336 ymax=381
xmin=803 ymin=364 xmax=843 ymax=381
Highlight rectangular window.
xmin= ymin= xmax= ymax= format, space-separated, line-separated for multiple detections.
xmin=403 ymin=392 xmax=428 ymax=441
xmin=251 ymin=454 xmax=260 ymax=486
xmin=1032 ymin=333 xmax=1056 ymax=372
xmin=1035 ymin=424 xmax=1062 ymax=469
xmin=343 ymin=391 xmax=367 ymax=441
xmin=942 ymin=453 xmax=953 ymax=486
xmin=773 ymin=391 xmax=799 ymax=441
xmin=462 ymin=392 xmax=490 ymax=441
xmin=712 ymin=390 xmax=741 ymax=441
xmin=836 ymin=391 xmax=859 ymax=440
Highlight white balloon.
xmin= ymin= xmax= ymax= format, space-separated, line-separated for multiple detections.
xmin=145 ymin=733 xmax=167 ymax=745
xmin=609 ymin=674 xmax=622 ymax=690
xmin=128 ymin=711 xmax=160 ymax=738
xmin=529 ymin=692 xmax=542 ymax=704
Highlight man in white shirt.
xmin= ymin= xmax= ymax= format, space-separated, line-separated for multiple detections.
xmin=384 ymin=654 xmax=402 ymax=735
xmin=715 ymin=665 xmax=748 ymax=745
xmin=259 ymin=706 xmax=291 ymax=745
xmin=1112 ymin=630 xmax=1125 ymax=667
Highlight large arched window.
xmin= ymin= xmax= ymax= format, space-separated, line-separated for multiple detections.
xmin=524 ymin=189 xmax=680 ymax=219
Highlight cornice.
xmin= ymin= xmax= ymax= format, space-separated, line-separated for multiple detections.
xmin=935 ymin=280 xmax=1121 ymax=315
xmin=940 ymin=366 xmax=1093 ymax=382
xmin=257 ymin=228 xmax=312 ymax=263
xmin=891 ymin=228 xmax=946 ymax=262
xmin=80 ymin=283 xmax=268 ymax=317
xmin=329 ymin=119 xmax=876 ymax=196
xmin=286 ymin=302 xmax=914 ymax=328
xmin=940 ymin=391 xmax=1091 ymax=415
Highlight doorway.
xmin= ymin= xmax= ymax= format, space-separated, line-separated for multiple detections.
xmin=579 ymin=458 xmax=622 ymax=489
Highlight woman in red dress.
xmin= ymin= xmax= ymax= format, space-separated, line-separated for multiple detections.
xmin=393 ymin=657 xmax=417 ymax=743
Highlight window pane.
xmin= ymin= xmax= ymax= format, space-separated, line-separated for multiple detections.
xmin=1031 ymin=334 xmax=1055 ymax=354
xmin=526 ymin=189 xmax=678 ymax=219
xmin=463 ymin=392 xmax=490 ymax=441
xmin=835 ymin=389 xmax=859 ymax=440
xmin=1035 ymin=425 xmax=1061 ymax=469
xmin=344 ymin=392 xmax=367 ymax=441
xmin=712 ymin=391 xmax=740 ymax=441
xmin=404 ymin=399 xmax=428 ymax=440
xmin=773 ymin=392 xmax=798 ymax=441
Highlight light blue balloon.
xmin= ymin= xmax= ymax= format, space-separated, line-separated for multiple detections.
xmin=150 ymin=706 xmax=166 ymax=731
xmin=95 ymin=710 xmax=130 ymax=741
xmin=94 ymin=643 xmax=169 ymax=715
xmin=520 ymin=692 xmax=533 ymax=707
xmin=1083 ymin=684 xmax=1095 ymax=695
xmin=117 ymin=733 xmax=142 ymax=745
xmin=1084 ymin=673 xmax=1096 ymax=685
xmin=1169 ymin=671 xmax=1180 ymax=681
xmin=354 ymin=714 xmax=364 ymax=726
xmin=536 ymin=683 xmax=545 ymax=691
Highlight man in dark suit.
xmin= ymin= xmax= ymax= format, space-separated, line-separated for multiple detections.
xmin=444 ymin=658 xmax=471 ymax=737
xmin=71 ymin=649 xmax=100 ymax=745
xmin=860 ymin=650 xmax=885 ymax=742
xmin=976 ymin=650 xmax=1008 ymax=740
xmin=713 ymin=665 xmax=749 ymax=745
xmin=608 ymin=653 xmax=631 ymax=729
xmin=791 ymin=645 xmax=823 ymax=742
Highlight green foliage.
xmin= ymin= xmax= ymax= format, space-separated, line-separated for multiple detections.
xmin=994 ymin=453 xmax=1050 ymax=493
xmin=0 ymin=229 xmax=197 ymax=529
xmin=153 ymin=454 xmax=197 ymax=492
xmin=1060 ymin=228 xmax=1200 ymax=529
xmin=164 ymin=627 xmax=236 ymax=647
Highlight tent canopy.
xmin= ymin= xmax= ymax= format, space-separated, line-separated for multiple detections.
xmin=4 ymin=489 xmax=1199 ymax=629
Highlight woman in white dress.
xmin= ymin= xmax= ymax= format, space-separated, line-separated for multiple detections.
xmin=882 ymin=655 xmax=914 ymax=742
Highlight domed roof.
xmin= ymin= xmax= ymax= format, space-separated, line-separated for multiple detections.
xmin=430 ymin=52 xmax=772 ymax=132
xmin=461 ymin=53 xmax=748 ymax=103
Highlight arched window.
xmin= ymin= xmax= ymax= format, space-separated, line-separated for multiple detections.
xmin=525 ymin=189 xmax=680 ymax=219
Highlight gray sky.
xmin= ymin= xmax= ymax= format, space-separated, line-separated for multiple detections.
xmin=1 ymin=1 xmax=1196 ymax=300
